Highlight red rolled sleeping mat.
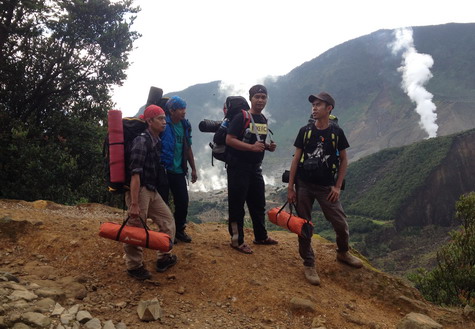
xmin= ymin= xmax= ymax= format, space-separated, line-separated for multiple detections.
xmin=108 ymin=110 xmax=125 ymax=184
xmin=99 ymin=217 xmax=172 ymax=252
xmin=267 ymin=202 xmax=314 ymax=239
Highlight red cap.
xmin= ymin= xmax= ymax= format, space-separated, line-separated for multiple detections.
xmin=140 ymin=105 xmax=165 ymax=120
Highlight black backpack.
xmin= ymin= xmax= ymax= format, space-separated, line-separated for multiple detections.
xmin=209 ymin=96 xmax=251 ymax=165
xmin=103 ymin=116 xmax=148 ymax=194
xmin=299 ymin=120 xmax=345 ymax=189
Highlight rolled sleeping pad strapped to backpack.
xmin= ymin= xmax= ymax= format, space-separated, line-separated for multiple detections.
xmin=108 ymin=110 xmax=125 ymax=184
xmin=99 ymin=217 xmax=173 ymax=252
xmin=267 ymin=202 xmax=314 ymax=239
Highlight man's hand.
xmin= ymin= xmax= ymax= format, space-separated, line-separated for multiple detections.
xmin=268 ymin=142 xmax=277 ymax=152
xmin=287 ymin=187 xmax=297 ymax=204
xmin=327 ymin=186 xmax=341 ymax=203
xmin=128 ymin=203 xmax=140 ymax=218
xmin=191 ymin=169 xmax=198 ymax=183
xmin=251 ymin=141 xmax=266 ymax=152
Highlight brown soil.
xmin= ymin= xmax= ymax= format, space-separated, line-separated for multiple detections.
xmin=0 ymin=199 xmax=473 ymax=329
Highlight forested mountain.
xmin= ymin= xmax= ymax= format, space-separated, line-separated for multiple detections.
xmin=342 ymin=129 xmax=475 ymax=229
xmin=161 ymin=23 xmax=475 ymax=173
xmin=159 ymin=23 xmax=475 ymax=231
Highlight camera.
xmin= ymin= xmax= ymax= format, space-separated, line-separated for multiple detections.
xmin=282 ymin=170 xmax=290 ymax=183
xmin=199 ymin=119 xmax=223 ymax=133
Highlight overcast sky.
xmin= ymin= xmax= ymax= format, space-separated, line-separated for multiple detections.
xmin=112 ymin=0 xmax=474 ymax=117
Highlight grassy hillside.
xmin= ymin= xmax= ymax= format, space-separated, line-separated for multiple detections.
xmin=342 ymin=134 xmax=454 ymax=219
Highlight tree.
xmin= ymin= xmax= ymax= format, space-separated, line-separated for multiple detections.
xmin=409 ymin=192 xmax=475 ymax=306
xmin=0 ymin=0 xmax=139 ymax=204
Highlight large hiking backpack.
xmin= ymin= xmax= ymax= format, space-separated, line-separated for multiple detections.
xmin=298 ymin=119 xmax=346 ymax=189
xmin=104 ymin=110 xmax=148 ymax=194
xmin=208 ymin=96 xmax=251 ymax=165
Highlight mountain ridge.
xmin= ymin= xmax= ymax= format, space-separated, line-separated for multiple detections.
xmin=155 ymin=23 xmax=475 ymax=170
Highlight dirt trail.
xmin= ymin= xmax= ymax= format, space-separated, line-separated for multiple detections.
xmin=0 ymin=199 xmax=472 ymax=329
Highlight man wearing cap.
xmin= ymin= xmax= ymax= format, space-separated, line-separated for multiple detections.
xmin=287 ymin=92 xmax=363 ymax=286
xmin=225 ymin=84 xmax=278 ymax=254
xmin=125 ymin=105 xmax=177 ymax=280
xmin=161 ymin=96 xmax=197 ymax=243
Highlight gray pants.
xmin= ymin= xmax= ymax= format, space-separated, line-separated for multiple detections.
xmin=124 ymin=187 xmax=176 ymax=270
xmin=296 ymin=179 xmax=349 ymax=267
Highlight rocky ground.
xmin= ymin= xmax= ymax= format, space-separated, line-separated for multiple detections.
xmin=0 ymin=199 xmax=474 ymax=329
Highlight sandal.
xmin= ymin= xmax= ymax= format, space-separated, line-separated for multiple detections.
xmin=253 ymin=237 xmax=279 ymax=245
xmin=230 ymin=243 xmax=253 ymax=254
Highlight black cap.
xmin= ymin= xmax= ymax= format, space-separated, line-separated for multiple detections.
xmin=308 ymin=92 xmax=335 ymax=108
xmin=249 ymin=84 xmax=267 ymax=99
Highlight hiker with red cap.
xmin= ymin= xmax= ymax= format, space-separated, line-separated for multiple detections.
xmin=225 ymin=84 xmax=278 ymax=254
xmin=125 ymin=105 xmax=178 ymax=280
xmin=287 ymin=92 xmax=363 ymax=286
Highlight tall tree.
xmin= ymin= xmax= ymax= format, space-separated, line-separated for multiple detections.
xmin=0 ymin=0 xmax=140 ymax=204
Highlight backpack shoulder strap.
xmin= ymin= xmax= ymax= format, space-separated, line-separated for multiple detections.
xmin=329 ymin=124 xmax=339 ymax=155
xmin=303 ymin=123 xmax=313 ymax=147
xmin=240 ymin=110 xmax=252 ymax=135
xmin=300 ymin=123 xmax=314 ymax=163
xmin=242 ymin=110 xmax=251 ymax=127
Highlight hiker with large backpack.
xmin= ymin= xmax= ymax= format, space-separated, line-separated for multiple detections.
xmin=121 ymin=105 xmax=178 ymax=280
xmin=287 ymin=92 xmax=363 ymax=286
xmin=203 ymin=95 xmax=252 ymax=165
xmin=160 ymin=96 xmax=197 ymax=243
xmin=226 ymin=84 xmax=278 ymax=254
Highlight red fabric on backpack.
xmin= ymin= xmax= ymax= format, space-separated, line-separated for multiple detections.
xmin=107 ymin=110 xmax=125 ymax=184
xmin=99 ymin=220 xmax=172 ymax=252
xmin=267 ymin=202 xmax=313 ymax=238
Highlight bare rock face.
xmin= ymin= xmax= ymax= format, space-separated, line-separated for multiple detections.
xmin=396 ymin=131 xmax=475 ymax=228
xmin=396 ymin=312 xmax=443 ymax=329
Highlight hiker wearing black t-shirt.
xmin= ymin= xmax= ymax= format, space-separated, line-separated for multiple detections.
xmin=225 ymin=84 xmax=278 ymax=254
xmin=287 ymin=92 xmax=363 ymax=286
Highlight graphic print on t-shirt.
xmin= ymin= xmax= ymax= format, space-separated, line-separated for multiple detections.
xmin=306 ymin=136 xmax=330 ymax=169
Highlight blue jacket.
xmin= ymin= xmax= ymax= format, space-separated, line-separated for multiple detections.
xmin=160 ymin=115 xmax=192 ymax=173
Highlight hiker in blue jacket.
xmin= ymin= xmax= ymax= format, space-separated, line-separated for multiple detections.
xmin=287 ymin=92 xmax=363 ymax=286
xmin=161 ymin=96 xmax=197 ymax=243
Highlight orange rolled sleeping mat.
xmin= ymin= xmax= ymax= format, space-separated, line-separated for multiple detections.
xmin=267 ymin=202 xmax=314 ymax=239
xmin=99 ymin=216 xmax=172 ymax=252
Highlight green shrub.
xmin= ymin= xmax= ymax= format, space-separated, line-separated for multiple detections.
xmin=409 ymin=192 xmax=475 ymax=306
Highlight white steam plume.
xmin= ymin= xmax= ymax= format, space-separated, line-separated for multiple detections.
xmin=391 ymin=28 xmax=438 ymax=138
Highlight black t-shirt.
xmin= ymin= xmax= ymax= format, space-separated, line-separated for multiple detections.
xmin=227 ymin=112 xmax=268 ymax=164
xmin=294 ymin=123 xmax=349 ymax=186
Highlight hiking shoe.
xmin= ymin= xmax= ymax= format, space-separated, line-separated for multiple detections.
xmin=155 ymin=254 xmax=178 ymax=272
xmin=337 ymin=251 xmax=363 ymax=268
xmin=304 ymin=266 xmax=320 ymax=286
xmin=127 ymin=266 xmax=152 ymax=281
xmin=176 ymin=230 xmax=192 ymax=243
xmin=253 ymin=237 xmax=279 ymax=245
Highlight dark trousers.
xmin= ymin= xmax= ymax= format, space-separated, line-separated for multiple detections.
xmin=227 ymin=164 xmax=268 ymax=246
xmin=162 ymin=172 xmax=189 ymax=232
xmin=296 ymin=178 xmax=350 ymax=267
